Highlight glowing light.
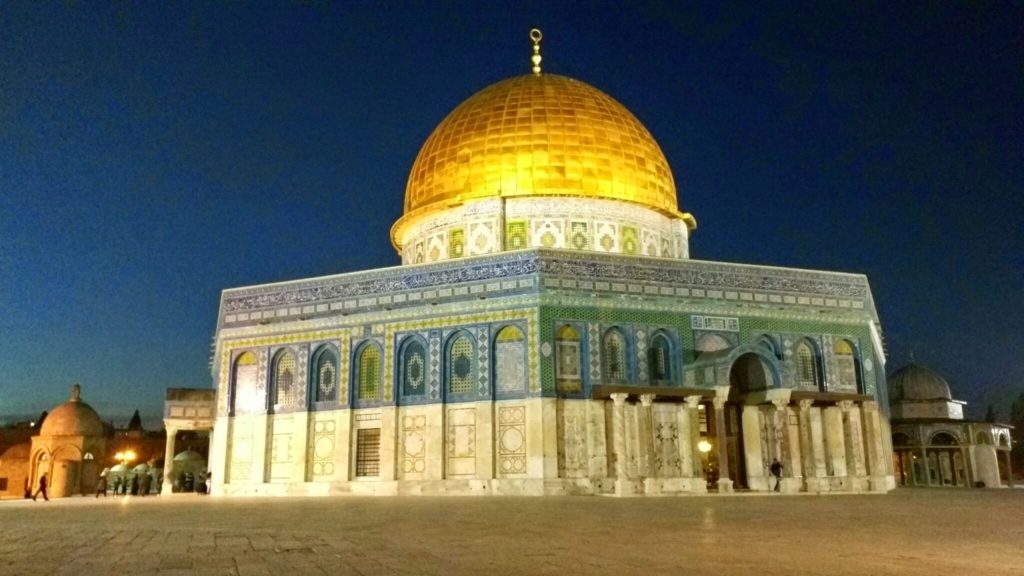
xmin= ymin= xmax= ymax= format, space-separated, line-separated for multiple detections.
xmin=698 ymin=440 xmax=713 ymax=453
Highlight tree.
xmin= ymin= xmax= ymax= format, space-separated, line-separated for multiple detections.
xmin=127 ymin=409 xmax=142 ymax=430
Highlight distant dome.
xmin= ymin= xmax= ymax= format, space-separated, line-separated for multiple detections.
xmin=888 ymin=364 xmax=952 ymax=402
xmin=39 ymin=384 xmax=104 ymax=437
xmin=173 ymin=450 xmax=205 ymax=463
xmin=1 ymin=443 xmax=30 ymax=461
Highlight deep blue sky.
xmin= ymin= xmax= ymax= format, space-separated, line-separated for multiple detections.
xmin=1 ymin=2 xmax=1021 ymax=426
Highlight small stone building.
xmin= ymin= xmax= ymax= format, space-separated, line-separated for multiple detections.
xmin=889 ymin=364 xmax=1013 ymax=488
xmin=28 ymin=384 xmax=107 ymax=497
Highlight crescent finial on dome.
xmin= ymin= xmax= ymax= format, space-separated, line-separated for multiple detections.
xmin=530 ymin=29 xmax=543 ymax=75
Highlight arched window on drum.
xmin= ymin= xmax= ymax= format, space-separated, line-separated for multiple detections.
xmin=494 ymin=326 xmax=527 ymax=395
xmin=400 ymin=338 xmax=428 ymax=398
xmin=311 ymin=345 xmax=339 ymax=405
xmin=648 ymin=331 xmax=673 ymax=384
xmin=271 ymin=350 xmax=298 ymax=408
xmin=446 ymin=332 xmax=477 ymax=397
xmin=795 ymin=339 xmax=823 ymax=391
xmin=834 ymin=340 xmax=863 ymax=393
xmin=231 ymin=351 xmax=260 ymax=415
xmin=356 ymin=343 xmax=382 ymax=402
xmin=602 ymin=328 xmax=628 ymax=383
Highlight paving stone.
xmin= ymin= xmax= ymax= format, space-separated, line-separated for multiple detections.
xmin=1 ymin=490 xmax=1023 ymax=575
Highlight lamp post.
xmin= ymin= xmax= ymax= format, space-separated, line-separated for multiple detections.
xmin=113 ymin=450 xmax=136 ymax=495
xmin=697 ymin=440 xmax=714 ymax=489
xmin=115 ymin=450 xmax=136 ymax=466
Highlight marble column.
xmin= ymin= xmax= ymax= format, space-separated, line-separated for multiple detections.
xmin=638 ymin=394 xmax=656 ymax=478
xmin=684 ymin=396 xmax=703 ymax=478
xmin=677 ymin=403 xmax=694 ymax=478
xmin=772 ymin=399 xmax=798 ymax=493
xmin=638 ymin=394 xmax=656 ymax=494
xmin=610 ymin=393 xmax=633 ymax=496
xmin=860 ymin=401 xmax=887 ymax=492
xmin=1004 ymin=451 xmax=1014 ymax=488
xmin=838 ymin=400 xmax=866 ymax=491
xmin=713 ymin=396 xmax=733 ymax=493
xmin=797 ymin=400 xmax=816 ymax=491
xmin=161 ymin=425 xmax=177 ymax=495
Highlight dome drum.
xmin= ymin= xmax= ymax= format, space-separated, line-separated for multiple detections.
xmin=396 ymin=196 xmax=690 ymax=264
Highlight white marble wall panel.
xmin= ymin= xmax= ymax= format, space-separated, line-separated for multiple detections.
xmin=446 ymin=407 xmax=477 ymax=476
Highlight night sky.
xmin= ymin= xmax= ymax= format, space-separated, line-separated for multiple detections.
xmin=1 ymin=2 xmax=1021 ymax=426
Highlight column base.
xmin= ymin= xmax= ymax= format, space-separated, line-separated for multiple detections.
xmin=716 ymin=478 xmax=734 ymax=493
xmin=851 ymin=476 xmax=870 ymax=492
xmin=614 ymin=479 xmax=640 ymax=496
xmin=780 ymin=477 xmax=802 ymax=494
xmin=642 ymin=478 xmax=661 ymax=496
xmin=804 ymin=476 xmax=831 ymax=493
xmin=868 ymin=476 xmax=889 ymax=493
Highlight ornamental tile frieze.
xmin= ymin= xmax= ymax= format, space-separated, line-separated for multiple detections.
xmin=222 ymin=255 xmax=541 ymax=314
xmin=220 ymin=250 xmax=873 ymax=326
xmin=535 ymin=255 xmax=869 ymax=300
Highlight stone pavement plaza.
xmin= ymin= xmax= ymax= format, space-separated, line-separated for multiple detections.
xmin=1 ymin=490 xmax=1021 ymax=576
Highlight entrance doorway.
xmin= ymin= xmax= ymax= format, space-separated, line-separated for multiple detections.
xmin=726 ymin=353 xmax=778 ymax=490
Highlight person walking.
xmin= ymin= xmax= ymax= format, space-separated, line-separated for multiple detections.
xmin=32 ymin=473 xmax=49 ymax=501
xmin=770 ymin=458 xmax=783 ymax=492
xmin=139 ymin=471 xmax=151 ymax=496
xmin=95 ymin=467 xmax=109 ymax=498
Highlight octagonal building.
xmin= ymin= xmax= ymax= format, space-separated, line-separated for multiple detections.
xmin=208 ymin=33 xmax=895 ymax=496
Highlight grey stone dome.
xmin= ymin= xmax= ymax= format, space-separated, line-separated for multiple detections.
xmin=888 ymin=364 xmax=952 ymax=402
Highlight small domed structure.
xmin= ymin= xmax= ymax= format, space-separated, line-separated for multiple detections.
xmin=888 ymin=363 xmax=952 ymax=402
xmin=29 ymin=384 xmax=107 ymax=498
xmin=39 ymin=384 xmax=104 ymax=437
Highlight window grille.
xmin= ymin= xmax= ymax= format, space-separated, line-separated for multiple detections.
xmin=649 ymin=334 xmax=671 ymax=382
xmin=402 ymin=340 xmax=427 ymax=396
xmin=274 ymin=352 xmax=297 ymax=406
xmin=448 ymin=335 xmax=474 ymax=395
xmin=356 ymin=428 xmax=381 ymax=477
xmin=316 ymin=352 xmax=338 ymax=403
xmin=603 ymin=330 xmax=627 ymax=381
xmin=358 ymin=346 xmax=381 ymax=400
xmin=796 ymin=341 xmax=818 ymax=389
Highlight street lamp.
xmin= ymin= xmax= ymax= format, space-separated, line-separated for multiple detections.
xmin=697 ymin=440 xmax=712 ymax=454
xmin=114 ymin=450 xmax=136 ymax=465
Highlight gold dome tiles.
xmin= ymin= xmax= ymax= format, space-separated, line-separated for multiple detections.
xmin=398 ymin=74 xmax=689 ymax=238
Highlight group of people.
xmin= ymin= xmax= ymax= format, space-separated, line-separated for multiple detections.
xmin=94 ymin=466 xmax=156 ymax=497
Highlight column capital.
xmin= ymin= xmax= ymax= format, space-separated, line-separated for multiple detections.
xmin=837 ymin=400 xmax=855 ymax=412
xmin=610 ymin=393 xmax=629 ymax=406
xmin=684 ymin=395 xmax=703 ymax=410
xmin=639 ymin=394 xmax=656 ymax=407
xmin=771 ymin=398 xmax=789 ymax=411
xmin=712 ymin=396 xmax=727 ymax=410
xmin=798 ymin=399 xmax=814 ymax=411
xmin=861 ymin=400 xmax=878 ymax=411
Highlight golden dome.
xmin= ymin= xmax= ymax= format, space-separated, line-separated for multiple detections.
xmin=395 ymin=73 xmax=694 ymax=245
